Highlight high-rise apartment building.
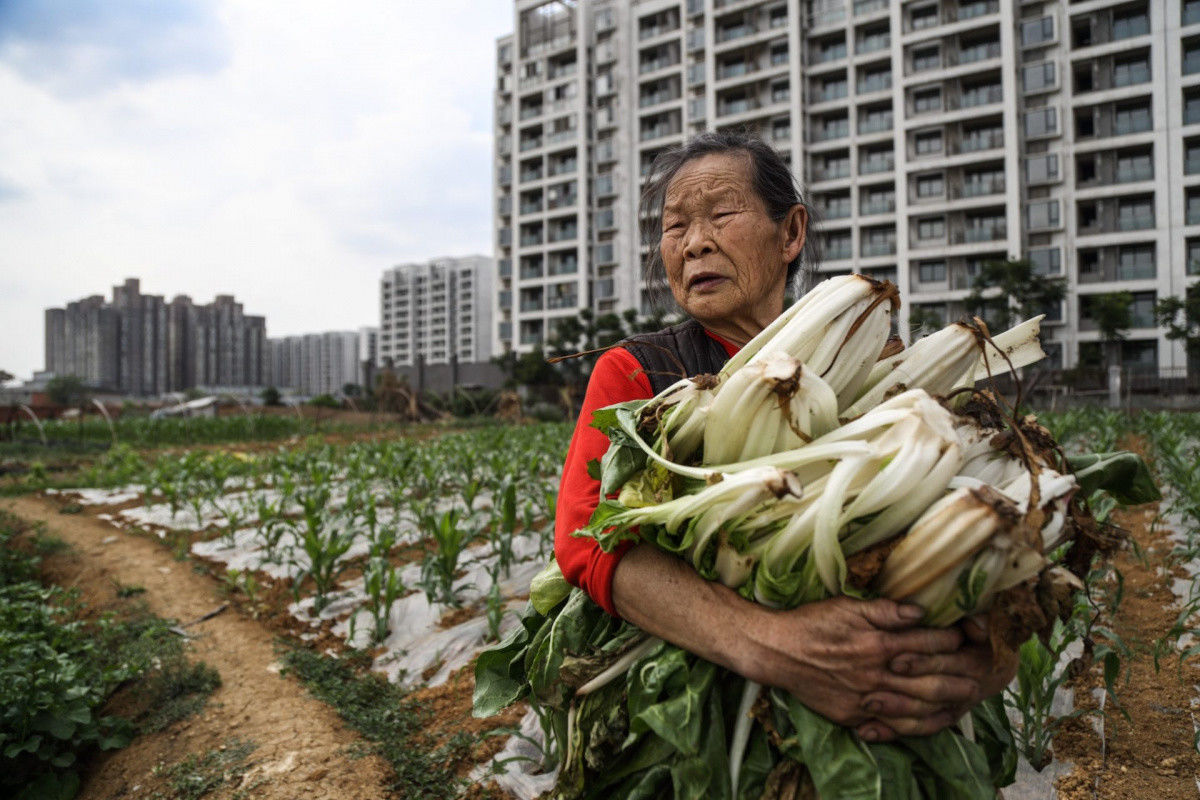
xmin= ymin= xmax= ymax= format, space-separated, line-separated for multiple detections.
xmin=494 ymin=0 xmax=1199 ymax=374
xmin=44 ymin=278 xmax=267 ymax=395
xmin=266 ymin=328 xmax=377 ymax=396
xmin=379 ymin=255 xmax=494 ymax=368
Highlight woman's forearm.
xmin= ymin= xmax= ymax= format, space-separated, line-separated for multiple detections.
xmin=610 ymin=542 xmax=772 ymax=681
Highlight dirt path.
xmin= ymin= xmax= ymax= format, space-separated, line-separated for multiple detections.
xmin=1054 ymin=500 xmax=1200 ymax=799
xmin=2 ymin=494 xmax=396 ymax=800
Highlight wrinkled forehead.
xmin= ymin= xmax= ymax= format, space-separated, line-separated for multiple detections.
xmin=663 ymin=151 xmax=756 ymax=211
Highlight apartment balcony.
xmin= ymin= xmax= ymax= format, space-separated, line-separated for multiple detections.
xmin=498 ymin=228 xmax=512 ymax=246
xmin=596 ymin=243 xmax=616 ymax=264
xmin=519 ymin=233 xmax=543 ymax=247
xmin=546 ymin=128 xmax=578 ymax=145
xmin=854 ymin=0 xmax=888 ymax=15
xmin=857 ymin=74 xmax=892 ymax=95
xmin=861 ymin=240 xmax=897 ymax=257
xmin=519 ymin=105 xmax=542 ymax=121
xmin=498 ymin=167 xmax=512 ymax=187
xmin=860 ymin=153 xmax=895 ymax=175
xmin=548 ymin=227 xmax=577 ymax=243
xmin=595 ymin=208 xmax=615 ymax=230
xmin=640 ymin=55 xmax=682 ymax=75
xmin=1078 ymin=249 xmax=1157 ymax=284
xmin=860 ymin=198 xmax=896 ymax=215
xmin=519 ymin=261 xmax=544 ymax=280
xmin=519 ymin=168 xmax=543 ymax=183
xmin=640 ymin=89 xmax=682 ymax=108
xmin=519 ymin=200 xmax=543 ymax=215
xmin=498 ymin=259 xmax=512 ymax=279
xmin=520 ymin=298 xmax=544 ymax=313
xmin=960 ymin=175 xmax=1004 ymax=198
xmin=548 ymin=160 xmax=577 ymax=177
xmin=810 ymin=121 xmax=850 ymax=143
xmin=547 ymin=292 xmax=579 ymax=310
xmin=596 ymin=278 xmax=616 ymax=300
xmin=957 ymin=223 xmax=1006 ymax=243
xmin=498 ymin=291 xmax=512 ymax=310
xmin=547 ymin=193 xmax=578 ymax=210
xmin=519 ymin=137 xmax=543 ymax=152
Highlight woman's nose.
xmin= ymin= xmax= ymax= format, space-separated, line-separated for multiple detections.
xmin=682 ymin=221 xmax=716 ymax=259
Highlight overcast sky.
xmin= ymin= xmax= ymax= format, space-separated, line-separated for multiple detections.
xmin=0 ymin=0 xmax=513 ymax=381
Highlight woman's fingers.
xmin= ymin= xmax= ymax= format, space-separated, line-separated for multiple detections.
xmin=890 ymin=649 xmax=985 ymax=678
xmin=857 ymin=709 xmax=958 ymax=742
xmin=881 ymin=625 xmax=964 ymax=658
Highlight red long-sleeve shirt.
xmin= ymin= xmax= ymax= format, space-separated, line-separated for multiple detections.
xmin=554 ymin=331 xmax=740 ymax=616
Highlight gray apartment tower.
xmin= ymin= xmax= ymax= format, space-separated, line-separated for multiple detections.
xmin=44 ymin=278 xmax=267 ymax=395
xmin=494 ymin=0 xmax=1200 ymax=374
xmin=266 ymin=328 xmax=378 ymax=397
xmin=379 ymin=256 xmax=494 ymax=368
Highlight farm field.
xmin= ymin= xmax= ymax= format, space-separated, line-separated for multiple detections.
xmin=2 ymin=410 xmax=1200 ymax=799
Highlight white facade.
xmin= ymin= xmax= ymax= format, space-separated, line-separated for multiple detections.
xmin=266 ymin=328 xmax=376 ymax=397
xmin=494 ymin=0 xmax=1200 ymax=373
xmin=379 ymin=255 xmax=494 ymax=367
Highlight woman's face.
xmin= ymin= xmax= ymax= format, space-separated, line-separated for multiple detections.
xmin=660 ymin=152 xmax=806 ymax=336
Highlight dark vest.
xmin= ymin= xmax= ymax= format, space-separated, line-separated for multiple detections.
xmin=620 ymin=319 xmax=731 ymax=395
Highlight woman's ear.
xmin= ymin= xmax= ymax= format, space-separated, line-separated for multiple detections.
xmin=781 ymin=204 xmax=808 ymax=264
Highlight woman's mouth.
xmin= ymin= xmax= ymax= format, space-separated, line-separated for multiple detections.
xmin=689 ymin=273 xmax=727 ymax=291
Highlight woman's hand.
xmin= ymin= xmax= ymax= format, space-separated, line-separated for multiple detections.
xmin=737 ymin=597 xmax=977 ymax=741
xmin=611 ymin=546 xmax=1005 ymax=744
xmin=854 ymin=614 xmax=1020 ymax=742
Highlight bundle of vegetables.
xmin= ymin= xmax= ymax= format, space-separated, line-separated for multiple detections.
xmin=475 ymin=275 xmax=1158 ymax=800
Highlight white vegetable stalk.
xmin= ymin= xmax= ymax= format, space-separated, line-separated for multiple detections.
xmin=842 ymin=316 xmax=1047 ymax=419
xmin=702 ymin=352 xmax=839 ymax=465
xmin=721 ymin=274 xmax=897 ymax=386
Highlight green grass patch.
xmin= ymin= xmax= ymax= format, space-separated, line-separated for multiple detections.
xmin=154 ymin=738 xmax=257 ymax=800
xmin=0 ymin=512 xmax=221 ymax=798
xmin=279 ymin=646 xmax=480 ymax=799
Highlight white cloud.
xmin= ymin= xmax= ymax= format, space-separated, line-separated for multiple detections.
xmin=0 ymin=0 xmax=511 ymax=380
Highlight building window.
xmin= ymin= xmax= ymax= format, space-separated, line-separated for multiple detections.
xmin=1114 ymin=102 xmax=1152 ymax=135
xmin=1116 ymin=150 xmax=1153 ymax=182
xmin=1113 ymin=53 xmax=1151 ymax=87
xmin=918 ymin=261 xmax=947 ymax=282
xmin=1112 ymin=7 xmax=1150 ymax=40
xmin=910 ymin=4 xmax=938 ymax=29
xmin=1190 ymin=189 xmax=1200 ymax=226
xmin=917 ymin=217 xmax=946 ymax=240
xmin=1024 ymin=107 xmax=1058 ymax=138
xmin=1021 ymin=16 xmax=1054 ymax=47
xmin=1023 ymin=62 xmax=1056 ymax=93
xmin=1025 ymin=200 xmax=1060 ymax=230
xmin=914 ymin=130 xmax=943 ymax=155
xmin=1029 ymin=247 xmax=1061 ymax=275
xmin=1187 ymin=0 xmax=1200 ymax=26
xmin=826 ymin=231 xmax=852 ymax=259
xmin=1026 ymin=154 xmax=1059 ymax=184
xmin=1188 ymin=238 xmax=1200 ymax=275
xmin=915 ymin=173 xmax=944 ymax=198
xmin=1117 ymin=244 xmax=1155 ymax=281
xmin=913 ymin=87 xmax=942 ymax=113
xmin=912 ymin=46 xmax=940 ymax=72
xmin=1118 ymin=197 xmax=1154 ymax=230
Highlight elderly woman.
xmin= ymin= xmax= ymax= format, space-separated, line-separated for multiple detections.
xmin=554 ymin=131 xmax=1014 ymax=745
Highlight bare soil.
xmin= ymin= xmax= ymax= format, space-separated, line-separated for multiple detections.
xmin=1052 ymin=488 xmax=1200 ymax=796
xmin=2 ymin=494 xmax=395 ymax=800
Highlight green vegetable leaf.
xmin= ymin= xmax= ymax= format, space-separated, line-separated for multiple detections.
xmin=1067 ymin=451 xmax=1160 ymax=505
xmin=530 ymin=559 xmax=572 ymax=615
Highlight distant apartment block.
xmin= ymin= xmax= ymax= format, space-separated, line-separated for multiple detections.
xmin=379 ymin=256 xmax=494 ymax=368
xmin=266 ymin=327 xmax=378 ymax=397
xmin=494 ymin=0 xmax=1200 ymax=373
xmin=44 ymin=278 xmax=266 ymax=396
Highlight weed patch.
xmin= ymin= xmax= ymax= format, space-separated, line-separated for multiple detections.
xmin=280 ymin=646 xmax=479 ymax=799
